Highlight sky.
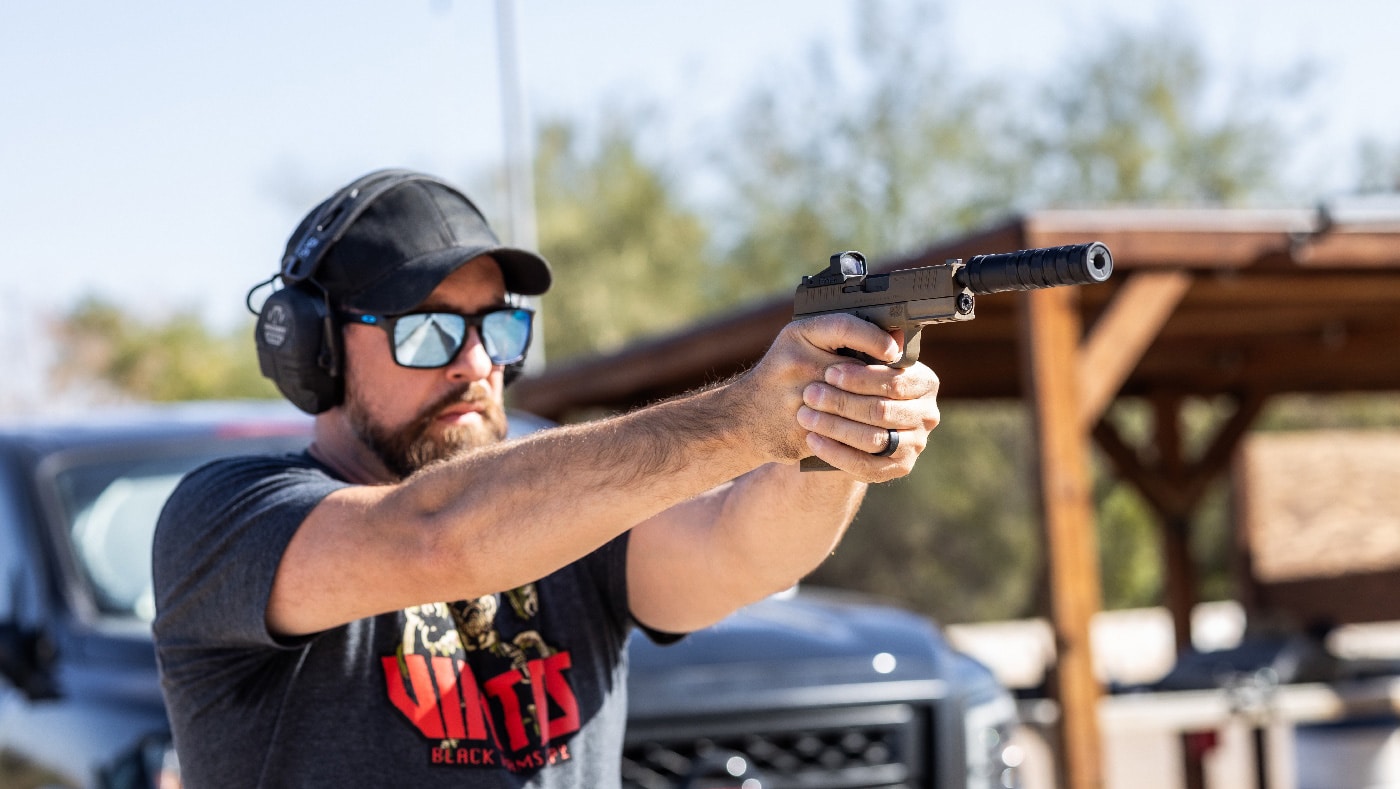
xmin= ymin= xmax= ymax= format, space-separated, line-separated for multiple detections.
xmin=2 ymin=0 xmax=1399 ymax=411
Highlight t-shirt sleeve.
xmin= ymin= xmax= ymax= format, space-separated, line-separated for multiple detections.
xmin=152 ymin=454 xmax=347 ymax=653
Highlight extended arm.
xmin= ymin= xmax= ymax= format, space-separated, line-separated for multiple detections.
xmin=626 ymin=334 xmax=941 ymax=633
xmin=266 ymin=314 xmax=937 ymax=637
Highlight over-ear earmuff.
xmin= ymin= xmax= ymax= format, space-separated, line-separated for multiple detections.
xmin=254 ymin=284 xmax=342 ymax=414
xmin=251 ymin=169 xmax=537 ymax=413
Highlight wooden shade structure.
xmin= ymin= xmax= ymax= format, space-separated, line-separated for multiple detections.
xmin=510 ymin=208 xmax=1400 ymax=789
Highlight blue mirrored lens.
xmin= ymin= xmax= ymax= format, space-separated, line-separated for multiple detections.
xmin=393 ymin=313 xmax=466 ymax=367
xmin=480 ymin=309 xmax=532 ymax=364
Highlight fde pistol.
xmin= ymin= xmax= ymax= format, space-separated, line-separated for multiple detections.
xmin=793 ymin=242 xmax=1114 ymax=470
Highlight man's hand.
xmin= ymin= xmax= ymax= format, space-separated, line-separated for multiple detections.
xmin=732 ymin=313 xmax=940 ymax=482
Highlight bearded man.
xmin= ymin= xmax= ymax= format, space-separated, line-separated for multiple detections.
xmin=152 ymin=169 xmax=941 ymax=788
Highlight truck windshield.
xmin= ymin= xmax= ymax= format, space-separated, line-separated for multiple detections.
xmin=47 ymin=435 xmax=308 ymax=622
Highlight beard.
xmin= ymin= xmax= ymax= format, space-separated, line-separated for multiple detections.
xmin=347 ymin=380 xmax=508 ymax=479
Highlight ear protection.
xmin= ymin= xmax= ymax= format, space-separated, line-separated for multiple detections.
xmin=250 ymin=169 xmax=531 ymax=415
xmin=254 ymin=283 xmax=342 ymax=414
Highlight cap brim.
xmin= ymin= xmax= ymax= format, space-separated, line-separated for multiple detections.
xmin=338 ymin=245 xmax=552 ymax=314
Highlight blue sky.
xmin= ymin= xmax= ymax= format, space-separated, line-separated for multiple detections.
xmin=2 ymin=0 xmax=1398 ymax=408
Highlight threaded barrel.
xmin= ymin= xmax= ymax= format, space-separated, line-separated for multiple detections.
xmin=957 ymin=242 xmax=1113 ymax=294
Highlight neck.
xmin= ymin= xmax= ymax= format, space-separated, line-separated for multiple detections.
xmin=310 ymin=409 xmax=398 ymax=485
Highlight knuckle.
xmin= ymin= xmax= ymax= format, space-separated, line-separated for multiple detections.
xmin=820 ymin=385 xmax=848 ymax=413
xmin=870 ymin=399 xmax=897 ymax=425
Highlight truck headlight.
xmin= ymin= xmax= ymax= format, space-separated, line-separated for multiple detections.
xmin=964 ymin=690 xmax=1020 ymax=789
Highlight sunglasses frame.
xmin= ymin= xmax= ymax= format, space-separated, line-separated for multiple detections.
xmin=340 ymin=306 xmax=535 ymax=369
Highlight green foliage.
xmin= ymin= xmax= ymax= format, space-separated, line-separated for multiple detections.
xmin=1027 ymin=23 xmax=1306 ymax=205
xmin=1261 ymin=393 xmax=1400 ymax=430
xmin=710 ymin=4 xmax=1021 ymax=295
xmin=51 ymin=296 xmax=276 ymax=402
xmin=533 ymin=116 xmax=715 ymax=361
xmin=1094 ymin=468 xmax=1163 ymax=610
xmin=807 ymin=403 xmax=1042 ymax=623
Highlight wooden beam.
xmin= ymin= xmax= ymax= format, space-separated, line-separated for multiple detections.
xmin=1175 ymin=391 xmax=1269 ymax=509
xmin=1255 ymin=568 xmax=1400 ymax=626
xmin=1019 ymin=286 xmax=1105 ymax=789
xmin=1125 ymin=326 xmax=1400 ymax=397
xmin=1091 ymin=418 xmax=1190 ymax=515
xmin=1095 ymin=392 xmax=1271 ymax=517
xmin=1078 ymin=271 xmax=1193 ymax=426
xmin=1294 ymin=229 xmax=1400 ymax=267
xmin=1093 ymin=391 xmax=1270 ymax=655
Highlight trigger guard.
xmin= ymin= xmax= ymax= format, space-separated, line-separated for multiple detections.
xmin=836 ymin=347 xmax=886 ymax=365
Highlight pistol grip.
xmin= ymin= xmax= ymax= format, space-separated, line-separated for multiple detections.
xmin=837 ymin=327 xmax=921 ymax=367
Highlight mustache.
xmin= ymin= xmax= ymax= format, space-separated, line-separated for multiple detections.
xmin=420 ymin=380 xmax=494 ymax=420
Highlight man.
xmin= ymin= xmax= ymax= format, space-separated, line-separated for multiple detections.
xmin=152 ymin=169 xmax=940 ymax=787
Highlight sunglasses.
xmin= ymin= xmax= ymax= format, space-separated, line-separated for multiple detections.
xmin=341 ymin=307 xmax=535 ymax=368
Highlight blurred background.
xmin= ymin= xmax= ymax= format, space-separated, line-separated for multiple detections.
xmin=9 ymin=3 xmax=1400 ymax=786
xmin=4 ymin=0 xmax=1400 ymax=640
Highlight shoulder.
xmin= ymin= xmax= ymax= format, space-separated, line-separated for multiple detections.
xmin=170 ymin=451 xmax=339 ymax=502
xmin=183 ymin=450 xmax=331 ymax=481
xmin=157 ymin=452 xmax=346 ymax=541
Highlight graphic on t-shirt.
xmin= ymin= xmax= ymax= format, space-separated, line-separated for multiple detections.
xmin=382 ymin=584 xmax=581 ymax=773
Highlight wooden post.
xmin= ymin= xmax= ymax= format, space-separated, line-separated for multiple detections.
xmin=1020 ymin=287 xmax=1105 ymax=789
xmin=1154 ymin=394 xmax=1198 ymax=654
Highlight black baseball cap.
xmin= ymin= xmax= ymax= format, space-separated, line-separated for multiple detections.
xmin=284 ymin=170 xmax=552 ymax=314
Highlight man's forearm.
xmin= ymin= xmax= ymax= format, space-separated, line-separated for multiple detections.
xmin=624 ymin=461 xmax=866 ymax=634
xmin=717 ymin=463 xmax=866 ymax=593
xmin=393 ymin=381 xmax=771 ymax=595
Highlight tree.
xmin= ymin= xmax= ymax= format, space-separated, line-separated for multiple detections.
xmin=49 ymin=296 xmax=276 ymax=402
xmin=806 ymin=402 xmax=1040 ymax=622
xmin=708 ymin=3 xmax=1021 ymax=297
xmin=1026 ymin=22 xmax=1308 ymax=206
xmin=532 ymin=115 xmax=716 ymax=362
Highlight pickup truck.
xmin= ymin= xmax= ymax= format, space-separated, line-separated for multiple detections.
xmin=0 ymin=401 xmax=1019 ymax=789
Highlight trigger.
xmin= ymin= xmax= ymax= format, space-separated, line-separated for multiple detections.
xmin=891 ymin=331 xmax=921 ymax=368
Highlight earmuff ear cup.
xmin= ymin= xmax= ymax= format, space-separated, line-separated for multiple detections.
xmin=255 ymin=287 xmax=343 ymax=414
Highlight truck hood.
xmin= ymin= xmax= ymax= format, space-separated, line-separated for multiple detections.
xmin=626 ymin=589 xmax=960 ymax=718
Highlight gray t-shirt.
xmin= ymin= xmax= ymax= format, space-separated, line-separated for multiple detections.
xmin=153 ymin=452 xmax=635 ymax=788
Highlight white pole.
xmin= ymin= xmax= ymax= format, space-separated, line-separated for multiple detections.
xmin=494 ymin=0 xmax=544 ymax=373
xmin=495 ymin=0 xmax=538 ymax=251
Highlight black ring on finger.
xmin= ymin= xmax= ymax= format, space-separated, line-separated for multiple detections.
xmin=871 ymin=428 xmax=899 ymax=457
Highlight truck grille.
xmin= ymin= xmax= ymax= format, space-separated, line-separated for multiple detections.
xmin=622 ymin=703 xmax=926 ymax=789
